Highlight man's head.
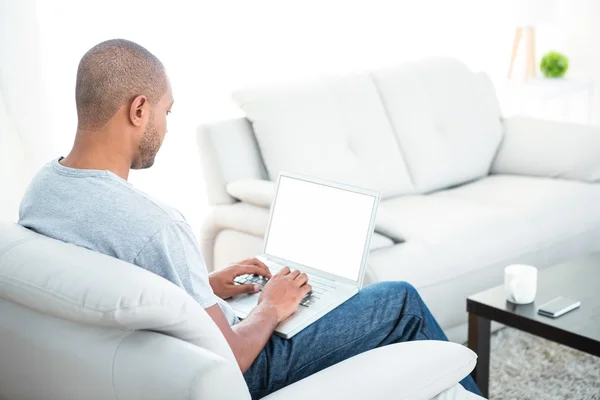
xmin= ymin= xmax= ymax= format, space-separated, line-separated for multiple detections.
xmin=75 ymin=39 xmax=173 ymax=169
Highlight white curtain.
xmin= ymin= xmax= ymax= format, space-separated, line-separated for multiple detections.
xmin=0 ymin=0 xmax=49 ymax=222
xmin=0 ymin=90 xmax=28 ymax=222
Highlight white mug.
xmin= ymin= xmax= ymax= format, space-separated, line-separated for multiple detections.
xmin=504 ymin=264 xmax=537 ymax=304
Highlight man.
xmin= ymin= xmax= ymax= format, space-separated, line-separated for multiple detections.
xmin=19 ymin=39 xmax=480 ymax=399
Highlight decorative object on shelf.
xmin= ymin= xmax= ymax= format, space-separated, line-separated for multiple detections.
xmin=508 ymin=26 xmax=537 ymax=80
xmin=508 ymin=0 xmax=555 ymax=81
xmin=540 ymin=51 xmax=569 ymax=78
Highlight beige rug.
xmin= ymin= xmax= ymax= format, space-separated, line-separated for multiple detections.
xmin=489 ymin=327 xmax=600 ymax=400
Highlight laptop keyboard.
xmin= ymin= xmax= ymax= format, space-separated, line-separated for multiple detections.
xmin=233 ymin=266 xmax=336 ymax=307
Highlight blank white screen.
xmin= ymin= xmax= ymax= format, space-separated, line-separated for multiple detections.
xmin=264 ymin=176 xmax=376 ymax=281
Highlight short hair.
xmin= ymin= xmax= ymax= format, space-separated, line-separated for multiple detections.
xmin=75 ymin=39 xmax=166 ymax=129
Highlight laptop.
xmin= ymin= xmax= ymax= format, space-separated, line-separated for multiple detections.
xmin=226 ymin=172 xmax=380 ymax=339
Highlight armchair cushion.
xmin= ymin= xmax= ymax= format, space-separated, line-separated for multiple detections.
xmin=262 ymin=340 xmax=478 ymax=400
xmin=491 ymin=116 xmax=600 ymax=182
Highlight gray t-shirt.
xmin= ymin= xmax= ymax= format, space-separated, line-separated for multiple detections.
xmin=18 ymin=158 xmax=237 ymax=325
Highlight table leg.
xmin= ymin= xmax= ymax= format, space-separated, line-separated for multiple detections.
xmin=468 ymin=313 xmax=491 ymax=398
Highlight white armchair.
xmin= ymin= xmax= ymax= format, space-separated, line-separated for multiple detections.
xmin=0 ymin=222 xmax=482 ymax=399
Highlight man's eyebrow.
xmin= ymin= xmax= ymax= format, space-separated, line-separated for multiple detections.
xmin=169 ymin=100 xmax=174 ymax=108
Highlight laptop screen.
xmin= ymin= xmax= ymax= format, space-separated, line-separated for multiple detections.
xmin=264 ymin=175 xmax=377 ymax=282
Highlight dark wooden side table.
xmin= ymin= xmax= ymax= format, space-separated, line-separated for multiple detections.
xmin=466 ymin=254 xmax=600 ymax=398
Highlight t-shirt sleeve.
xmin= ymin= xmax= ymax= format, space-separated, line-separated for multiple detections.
xmin=133 ymin=221 xmax=218 ymax=309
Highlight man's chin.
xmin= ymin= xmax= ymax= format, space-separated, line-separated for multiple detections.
xmin=132 ymin=159 xmax=155 ymax=170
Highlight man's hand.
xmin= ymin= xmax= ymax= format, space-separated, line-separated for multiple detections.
xmin=258 ymin=267 xmax=312 ymax=322
xmin=209 ymin=258 xmax=272 ymax=299
xmin=206 ymin=265 xmax=312 ymax=372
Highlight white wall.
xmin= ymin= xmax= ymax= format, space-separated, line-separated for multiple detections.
xmin=2 ymin=0 xmax=598 ymax=227
xmin=534 ymin=0 xmax=600 ymax=124
xmin=562 ymin=0 xmax=600 ymax=125
xmin=33 ymin=0 xmax=517 ymax=233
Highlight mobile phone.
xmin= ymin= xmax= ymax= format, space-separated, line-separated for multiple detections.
xmin=537 ymin=297 xmax=580 ymax=318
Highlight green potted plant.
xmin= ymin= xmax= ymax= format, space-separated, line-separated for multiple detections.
xmin=540 ymin=51 xmax=569 ymax=78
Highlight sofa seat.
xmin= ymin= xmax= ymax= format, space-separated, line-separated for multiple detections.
xmin=373 ymin=174 xmax=600 ymax=284
xmin=367 ymin=175 xmax=600 ymax=338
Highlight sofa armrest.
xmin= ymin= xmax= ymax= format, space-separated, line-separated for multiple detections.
xmin=209 ymin=202 xmax=271 ymax=238
xmin=227 ymin=179 xmax=276 ymax=208
xmin=491 ymin=116 xmax=600 ymax=182
xmin=200 ymin=203 xmax=271 ymax=271
xmin=226 ymin=179 xmax=405 ymax=242
xmin=262 ymin=341 xmax=478 ymax=400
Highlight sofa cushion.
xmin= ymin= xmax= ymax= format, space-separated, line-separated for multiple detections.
xmin=0 ymin=222 xmax=235 ymax=362
xmin=197 ymin=117 xmax=268 ymax=205
xmin=372 ymin=58 xmax=503 ymax=193
xmin=371 ymin=175 xmax=600 ymax=288
xmin=492 ymin=116 xmax=600 ymax=183
xmin=210 ymin=202 xmax=395 ymax=252
xmin=225 ymin=179 xmax=405 ymax=243
xmin=366 ymin=175 xmax=600 ymax=333
xmin=233 ymin=73 xmax=415 ymax=198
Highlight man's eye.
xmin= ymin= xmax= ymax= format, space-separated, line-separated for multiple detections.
xmin=167 ymin=110 xmax=171 ymax=115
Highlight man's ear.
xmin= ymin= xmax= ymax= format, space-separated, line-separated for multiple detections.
xmin=129 ymin=95 xmax=148 ymax=127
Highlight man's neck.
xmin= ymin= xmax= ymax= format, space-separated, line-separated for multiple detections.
xmin=61 ymin=129 xmax=132 ymax=181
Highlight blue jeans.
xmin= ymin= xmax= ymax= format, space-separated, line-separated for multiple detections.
xmin=243 ymin=281 xmax=481 ymax=399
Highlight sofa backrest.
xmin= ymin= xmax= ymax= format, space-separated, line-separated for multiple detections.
xmin=371 ymin=59 xmax=503 ymax=193
xmin=197 ymin=58 xmax=504 ymax=204
xmin=0 ymin=222 xmax=249 ymax=399
xmin=197 ymin=118 xmax=268 ymax=205
xmin=233 ymin=72 xmax=416 ymax=199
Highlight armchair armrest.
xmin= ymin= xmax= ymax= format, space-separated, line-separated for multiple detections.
xmin=262 ymin=341 xmax=478 ymax=400
xmin=491 ymin=116 xmax=600 ymax=182
xmin=226 ymin=179 xmax=405 ymax=242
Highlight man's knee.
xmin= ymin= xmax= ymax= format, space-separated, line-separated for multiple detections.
xmin=376 ymin=280 xmax=420 ymax=297
xmin=367 ymin=281 xmax=423 ymax=310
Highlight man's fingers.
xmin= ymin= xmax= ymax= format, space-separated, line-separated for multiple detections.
xmin=288 ymin=270 xmax=301 ymax=280
xmin=231 ymin=283 xmax=260 ymax=296
xmin=238 ymin=265 xmax=271 ymax=278
xmin=302 ymin=284 xmax=313 ymax=295
xmin=294 ymin=273 xmax=309 ymax=287
xmin=240 ymin=258 xmax=271 ymax=277
xmin=275 ymin=266 xmax=291 ymax=277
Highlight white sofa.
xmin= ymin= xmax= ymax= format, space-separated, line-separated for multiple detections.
xmin=0 ymin=222 xmax=483 ymax=400
xmin=197 ymin=58 xmax=600 ymax=343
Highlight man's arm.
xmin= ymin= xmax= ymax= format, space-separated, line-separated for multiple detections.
xmin=206 ymin=268 xmax=311 ymax=373
xmin=132 ymin=222 xmax=309 ymax=372
xmin=205 ymin=303 xmax=278 ymax=373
